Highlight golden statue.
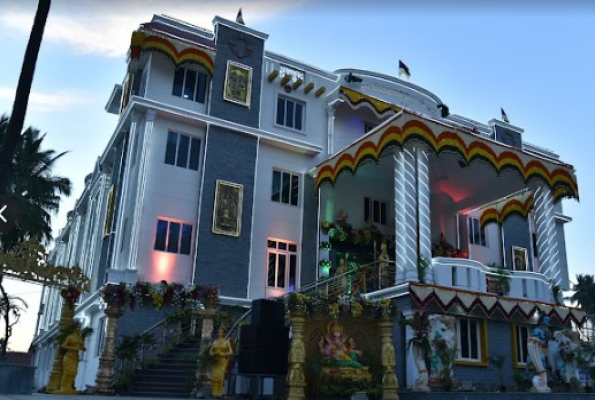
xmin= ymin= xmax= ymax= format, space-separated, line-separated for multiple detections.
xmin=318 ymin=320 xmax=371 ymax=381
xmin=57 ymin=325 xmax=86 ymax=394
xmin=210 ymin=329 xmax=233 ymax=398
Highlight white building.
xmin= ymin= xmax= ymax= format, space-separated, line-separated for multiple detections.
xmin=31 ymin=14 xmax=584 ymax=392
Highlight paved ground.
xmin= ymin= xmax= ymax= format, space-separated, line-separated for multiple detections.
xmin=0 ymin=395 xmax=200 ymax=400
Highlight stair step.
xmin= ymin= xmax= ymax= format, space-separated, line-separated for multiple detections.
xmin=129 ymin=391 xmax=191 ymax=398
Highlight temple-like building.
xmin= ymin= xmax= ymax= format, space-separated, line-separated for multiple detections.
xmin=31 ymin=13 xmax=586 ymax=395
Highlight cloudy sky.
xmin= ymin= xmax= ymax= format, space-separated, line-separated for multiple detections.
xmin=2 ymin=0 xmax=595 ymax=351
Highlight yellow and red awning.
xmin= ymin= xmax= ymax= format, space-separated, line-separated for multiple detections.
xmin=313 ymin=109 xmax=579 ymax=202
xmin=479 ymin=190 xmax=534 ymax=228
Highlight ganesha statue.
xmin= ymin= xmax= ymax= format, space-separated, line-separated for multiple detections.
xmin=319 ymin=320 xmax=371 ymax=381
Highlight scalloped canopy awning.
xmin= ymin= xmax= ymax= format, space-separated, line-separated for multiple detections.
xmin=313 ymin=109 xmax=579 ymax=202
xmin=409 ymin=282 xmax=586 ymax=326
xmin=478 ymin=190 xmax=534 ymax=229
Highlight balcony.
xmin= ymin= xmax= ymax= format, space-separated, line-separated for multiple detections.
xmin=432 ymin=257 xmax=553 ymax=303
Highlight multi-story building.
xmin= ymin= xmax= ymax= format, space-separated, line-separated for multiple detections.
xmin=31 ymin=13 xmax=585 ymax=393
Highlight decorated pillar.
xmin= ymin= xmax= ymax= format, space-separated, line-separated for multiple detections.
xmin=46 ymin=291 xmax=76 ymax=392
xmin=394 ymin=148 xmax=418 ymax=283
xmin=532 ymin=184 xmax=561 ymax=286
xmin=286 ymin=311 xmax=307 ymax=400
xmin=95 ymin=303 xmax=124 ymax=395
xmin=416 ymin=148 xmax=432 ymax=284
xmin=193 ymin=303 xmax=218 ymax=392
xmin=379 ymin=316 xmax=399 ymax=400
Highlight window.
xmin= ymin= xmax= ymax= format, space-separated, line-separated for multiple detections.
xmin=154 ymin=219 xmax=193 ymax=255
xmin=276 ymin=97 xmax=304 ymax=130
xmin=512 ymin=324 xmax=530 ymax=366
xmin=172 ymin=67 xmax=208 ymax=103
xmin=267 ymin=239 xmax=298 ymax=291
xmin=364 ymin=122 xmax=377 ymax=133
xmin=271 ymin=170 xmax=299 ymax=206
xmin=95 ymin=317 xmax=106 ymax=357
xmin=165 ymin=132 xmax=201 ymax=171
xmin=364 ymin=197 xmax=387 ymax=225
xmin=456 ymin=318 xmax=485 ymax=363
xmin=468 ymin=217 xmax=486 ymax=247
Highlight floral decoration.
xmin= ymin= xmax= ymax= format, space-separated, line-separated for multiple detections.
xmin=100 ymin=281 xmax=219 ymax=311
xmin=286 ymin=292 xmax=396 ymax=319
xmin=60 ymin=285 xmax=82 ymax=307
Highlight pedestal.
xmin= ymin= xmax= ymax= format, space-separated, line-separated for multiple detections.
xmin=286 ymin=311 xmax=306 ymax=400
xmin=95 ymin=304 xmax=123 ymax=395
xmin=379 ymin=317 xmax=399 ymax=400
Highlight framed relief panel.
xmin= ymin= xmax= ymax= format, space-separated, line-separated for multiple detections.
xmin=512 ymin=246 xmax=528 ymax=271
xmin=212 ymin=180 xmax=243 ymax=237
xmin=223 ymin=61 xmax=252 ymax=107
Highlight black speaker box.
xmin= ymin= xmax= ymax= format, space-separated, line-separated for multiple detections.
xmin=240 ymin=324 xmax=289 ymax=348
xmin=251 ymin=299 xmax=285 ymax=326
xmin=238 ymin=346 xmax=289 ymax=375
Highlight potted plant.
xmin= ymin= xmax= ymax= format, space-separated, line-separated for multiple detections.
xmin=417 ymin=255 xmax=430 ymax=284
xmin=489 ymin=354 xmax=506 ymax=392
xmin=489 ymin=265 xmax=510 ymax=296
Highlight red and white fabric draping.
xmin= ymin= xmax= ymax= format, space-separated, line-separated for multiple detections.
xmin=409 ymin=282 xmax=586 ymax=326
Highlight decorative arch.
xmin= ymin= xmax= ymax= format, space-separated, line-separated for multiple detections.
xmin=314 ymin=111 xmax=579 ymax=202
xmin=130 ymin=31 xmax=215 ymax=75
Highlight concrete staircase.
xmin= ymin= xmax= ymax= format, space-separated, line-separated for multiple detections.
xmin=129 ymin=337 xmax=202 ymax=398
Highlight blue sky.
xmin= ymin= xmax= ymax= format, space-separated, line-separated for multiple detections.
xmin=1 ymin=0 xmax=594 ymax=351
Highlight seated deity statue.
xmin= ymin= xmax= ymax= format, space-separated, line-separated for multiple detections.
xmin=319 ymin=320 xmax=370 ymax=380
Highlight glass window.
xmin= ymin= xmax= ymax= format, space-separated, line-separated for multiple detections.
xmin=514 ymin=325 xmax=530 ymax=366
xmin=271 ymin=169 xmax=299 ymax=207
xmin=267 ymin=239 xmax=299 ymax=291
xmin=165 ymin=131 xmax=201 ymax=171
xmin=172 ymin=66 xmax=209 ymax=104
xmin=364 ymin=197 xmax=388 ymax=225
xmin=154 ymin=219 xmax=193 ymax=255
xmin=276 ymin=96 xmax=305 ymax=131
xmin=456 ymin=318 xmax=483 ymax=362
xmin=468 ymin=217 xmax=487 ymax=247
xmin=189 ymin=138 xmax=201 ymax=171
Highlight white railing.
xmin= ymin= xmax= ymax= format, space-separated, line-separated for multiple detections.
xmin=431 ymin=257 xmax=554 ymax=303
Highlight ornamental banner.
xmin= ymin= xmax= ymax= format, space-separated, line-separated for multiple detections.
xmin=478 ymin=190 xmax=534 ymax=229
xmin=409 ymin=282 xmax=586 ymax=326
xmin=312 ymin=110 xmax=578 ymax=202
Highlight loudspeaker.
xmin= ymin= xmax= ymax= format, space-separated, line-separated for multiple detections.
xmin=238 ymin=346 xmax=289 ymax=375
xmin=240 ymin=324 xmax=289 ymax=348
xmin=251 ymin=299 xmax=285 ymax=326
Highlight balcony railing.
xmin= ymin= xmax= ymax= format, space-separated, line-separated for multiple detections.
xmin=431 ymin=257 xmax=554 ymax=303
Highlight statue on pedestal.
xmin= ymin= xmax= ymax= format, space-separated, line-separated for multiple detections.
xmin=57 ymin=325 xmax=86 ymax=394
xmin=210 ymin=329 xmax=233 ymax=398
xmin=527 ymin=315 xmax=551 ymax=393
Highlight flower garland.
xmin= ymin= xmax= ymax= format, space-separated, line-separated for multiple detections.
xmin=100 ymin=281 xmax=219 ymax=312
xmin=286 ymin=291 xmax=397 ymax=319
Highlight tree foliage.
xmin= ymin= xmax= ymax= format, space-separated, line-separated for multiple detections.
xmin=571 ymin=274 xmax=595 ymax=315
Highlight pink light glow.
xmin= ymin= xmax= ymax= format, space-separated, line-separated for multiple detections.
xmin=151 ymin=251 xmax=176 ymax=282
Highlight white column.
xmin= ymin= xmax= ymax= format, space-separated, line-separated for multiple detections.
xmin=128 ymin=109 xmax=156 ymax=271
xmin=532 ymin=184 xmax=560 ymax=285
xmin=394 ymin=149 xmax=418 ymax=283
xmin=326 ymin=99 xmax=343 ymax=155
xmin=416 ymin=148 xmax=432 ymax=284
xmin=113 ymin=111 xmax=140 ymax=270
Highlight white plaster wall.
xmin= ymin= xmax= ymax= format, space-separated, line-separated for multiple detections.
xmin=144 ymin=53 xmax=209 ymax=115
xmin=249 ymin=143 xmax=309 ymax=299
xmin=135 ymin=117 xmax=205 ymax=284
xmin=77 ymin=311 xmax=103 ymax=390
xmin=333 ymin=106 xmax=383 ymax=153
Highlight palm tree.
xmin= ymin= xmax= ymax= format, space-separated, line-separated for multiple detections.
xmin=0 ymin=115 xmax=71 ymax=251
xmin=0 ymin=287 xmax=28 ymax=357
xmin=570 ymin=274 xmax=595 ymax=315
xmin=0 ymin=0 xmax=52 ymax=196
